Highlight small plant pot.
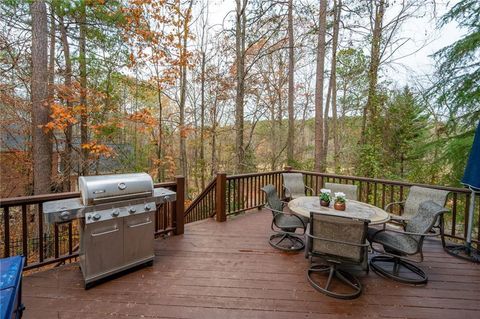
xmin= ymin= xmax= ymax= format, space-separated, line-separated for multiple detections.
xmin=320 ymin=200 xmax=330 ymax=207
xmin=334 ymin=202 xmax=346 ymax=211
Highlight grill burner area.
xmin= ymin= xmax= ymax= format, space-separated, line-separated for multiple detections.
xmin=42 ymin=173 xmax=176 ymax=288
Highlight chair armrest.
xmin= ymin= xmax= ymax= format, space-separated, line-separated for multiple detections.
xmin=384 ymin=201 xmax=406 ymax=212
xmin=265 ymin=206 xmax=307 ymax=234
xmin=382 ymin=227 xmax=441 ymax=237
xmin=305 ymin=185 xmax=314 ymax=195
xmin=283 ymin=185 xmax=292 ymax=198
xmin=389 ymin=214 xmax=409 ymax=222
xmin=371 ymin=227 xmax=440 ymax=240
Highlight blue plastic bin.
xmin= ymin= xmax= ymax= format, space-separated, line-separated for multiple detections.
xmin=0 ymin=256 xmax=25 ymax=319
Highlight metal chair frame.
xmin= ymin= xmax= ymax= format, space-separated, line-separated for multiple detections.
xmin=261 ymin=185 xmax=307 ymax=251
xmin=305 ymin=213 xmax=369 ymax=299
xmin=282 ymin=173 xmax=314 ymax=200
xmin=324 ymin=182 xmax=359 ymax=201
xmin=369 ymin=201 xmax=449 ymax=285
xmin=384 ymin=186 xmax=449 ymax=230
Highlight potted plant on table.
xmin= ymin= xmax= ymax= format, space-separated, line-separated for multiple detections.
xmin=319 ymin=189 xmax=331 ymax=207
xmin=333 ymin=192 xmax=346 ymax=211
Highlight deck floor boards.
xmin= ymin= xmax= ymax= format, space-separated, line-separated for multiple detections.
xmin=22 ymin=209 xmax=480 ymax=319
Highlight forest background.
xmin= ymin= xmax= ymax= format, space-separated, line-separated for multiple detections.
xmin=1 ymin=0 xmax=479 ymax=198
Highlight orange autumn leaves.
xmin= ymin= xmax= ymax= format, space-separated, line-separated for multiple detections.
xmin=127 ymin=108 xmax=156 ymax=131
xmin=81 ymin=141 xmax=114 ymax=158
xmin=43 ymin=103 xmax=77 ymax=131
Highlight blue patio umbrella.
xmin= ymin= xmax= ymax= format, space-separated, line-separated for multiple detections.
xmin=453 ymin=121 xmax=480 ymax=261
xmin=462 ymin=121 xmax=480 ymax=191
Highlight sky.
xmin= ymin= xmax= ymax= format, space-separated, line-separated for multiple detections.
xmin=381 ymin=0 xmax=464 ymax=87
xmin=206 ymin=0 xmax=464 ymax=87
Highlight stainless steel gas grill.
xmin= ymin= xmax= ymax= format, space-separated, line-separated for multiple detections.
xmin=42 ymin=173 xmax=176 ymax=288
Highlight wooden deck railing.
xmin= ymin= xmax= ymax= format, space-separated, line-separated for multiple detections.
xmin=2 ymin=169 xmax=478 ymax=271
xmin=183 ymin=168 xmax=479 ymax=248
xmin=0 ymin=177 xmax=184 ymax=270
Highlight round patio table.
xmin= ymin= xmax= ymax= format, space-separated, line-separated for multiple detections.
xmin=287 ymin=196 xmax=390 ymax=225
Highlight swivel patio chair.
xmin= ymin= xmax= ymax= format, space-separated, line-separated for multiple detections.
xmin=324 ymin=182 xmax=358 ymax=201
xmin=282 ymin=173 xmax=314 ymax=200
xmin=384 ymin=186 xmax=449 ymax=229
xmin=261 ymin=184 xmax=308 ymax=251
xmin=368 ymin=200 xmax=449 ymax=284
xmin=305 ymin=212 xmax=369 ymax=299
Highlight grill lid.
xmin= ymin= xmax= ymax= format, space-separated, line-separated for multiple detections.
xmin=79 ymin=173 xmax=154 ymax=206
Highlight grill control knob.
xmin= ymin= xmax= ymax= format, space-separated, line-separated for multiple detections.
xmin=93 ymin=213 xmax=101 ymax=221
xmin=111 ymin=209 xmax=120 ymax=217
xmin=60 ymin=211 xmax=70 ymax=221
xmin=145 ymin=204 xmax=152 ymax=211
xmin=129 ymin=207 xmax=136 ymax=214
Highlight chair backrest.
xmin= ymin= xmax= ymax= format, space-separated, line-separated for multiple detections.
xmin=282 ymin=173 xmax=306 ymax=199
xmin=260 ymin=184 xmax=283 ymax=214
xmin=403 ymin=186 xmax=449 ymax=218
xmin=308 ymin=212 xmax=368 ymax=263
xmin=324 ymin=182 xmax=358 ymax=201
xmin=406 ymin=201 xmax=449 ymax=240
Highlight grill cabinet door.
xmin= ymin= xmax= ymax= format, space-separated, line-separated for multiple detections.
xmin=83 ymin=219 xmax=124 ymax=280
xmin=124 ymin=212 xmax=155 ymax=264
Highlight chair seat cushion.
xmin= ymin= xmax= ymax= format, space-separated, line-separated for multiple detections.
xmin=275 ymin=214 xmax=306 ymax=230
xmin=367 ymin=227 xmax=418 ymax=255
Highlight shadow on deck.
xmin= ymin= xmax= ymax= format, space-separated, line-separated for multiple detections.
xmin=22 ymin=209 xmax=480 ymax=319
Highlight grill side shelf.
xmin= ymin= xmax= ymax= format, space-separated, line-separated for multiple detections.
xmin=43 ymin=198 xmax=85 ymax=223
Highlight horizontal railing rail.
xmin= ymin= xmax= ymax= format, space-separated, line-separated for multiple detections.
xmin=0 ymin=179 xmax=182 ymax=271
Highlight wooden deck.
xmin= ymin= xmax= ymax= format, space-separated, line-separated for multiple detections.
xmin=22 ymin=210 xmax=480 ymax=319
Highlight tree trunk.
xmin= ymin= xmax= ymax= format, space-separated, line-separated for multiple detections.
xmin=361 ymin=0 xmax=384 ymax=144
xmin=286 ymin=0 xmax=295 ymax=165
xmin=199 ymin=10 xmax=207 ymax=189
xmin=235 ymin=0 xmax=246 ymax=173
xmin=314 ymin=0 xmax=327 ymax=172
xmin=59 ymin=14 xmax=72 ymax=191
xmin=156 ymin=82 xmax=163 ymax=182
xmin=47 ymin=5 xmax=56 ymax=190
xmin=323 ymin=77 xmax=332 ymax=171
xmin=210 ymin=95 xmax=218 ymax=177
xmin=154 ymin=62 xmax=164 ymax=182
xmin=328 ymin=0 xmax=342 ymax=172
xmin=79 ymin=1 xmax=88 ymax=175
xmin=48 ymin=6 xmax=55 ymax=106
xmin=178 ymin=0 xmax=193 ymax=184
xmin=31 ymin=0 xmax=52 ymax=194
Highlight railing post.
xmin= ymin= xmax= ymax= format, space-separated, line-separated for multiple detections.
xmin=215 ymin=173 xmax=227 ymax=222
xmin=174 ymin=176 xmax=185 ymax=235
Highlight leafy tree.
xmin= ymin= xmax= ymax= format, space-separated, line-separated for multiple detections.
xmin=433 ymin=0 xmax=480 ymax=185
xmin=434 ymin=0 xmax=480 ymax=128
xmin=382 ymin=87 xmax=430 ymax=181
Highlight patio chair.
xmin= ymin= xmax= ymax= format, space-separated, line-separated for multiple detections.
xmin=368 ymin=200 xmax=449 ymax=284
xmin=384 ymin=186 xmax=449 ymax=229
xmin=324 ymin=182 xmax=358 ymax=201
xmin=261 ymin=184 xmax=308 ymax=251
xmin=305 ymin=212 xmax=369 ymax=299
xmin=282 ymin=173 xmax=314 ymax=200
